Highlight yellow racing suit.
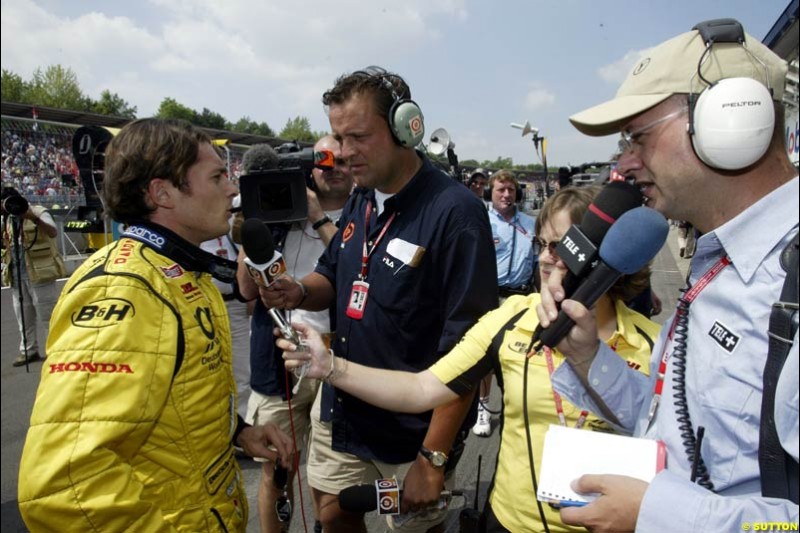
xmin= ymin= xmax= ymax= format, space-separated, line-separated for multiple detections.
xmin=19 ymin=223 xmax=247 ymax=532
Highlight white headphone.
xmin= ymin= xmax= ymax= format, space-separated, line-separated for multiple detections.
xmin=688 ymin=19 xmax=775 ymax=170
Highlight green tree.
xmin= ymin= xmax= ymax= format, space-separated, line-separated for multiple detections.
xmin=231 ymin=116 xmax=275 ymax=137
xmin=482 ymin=156 xmax=513 ymax=169
xmin=460 ymin=159 xmax=480 ymax=168
xmin=197 ymin=107 xmax=228 ymax=129
xmin=1 ymin=69 xmax=29 ymax=103
xmin=27 ymin=65 xmax=89 ymax=110
xmin=92 ymin=89 xmax=137 ymax=118
xmin=278 ymin=116 xmax=317 ymax=143
xmin=155 ymin=97 xmax=198 ymax=123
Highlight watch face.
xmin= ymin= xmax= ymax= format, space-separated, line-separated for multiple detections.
xmin=431 ymin=452 xmax=446 ymax=467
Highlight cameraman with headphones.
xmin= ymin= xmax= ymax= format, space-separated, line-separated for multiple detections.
xmin=1 ymin=186 xmax=64 ymax=367
xmin=538 ymin=19 xmax=798 ymax=532
xmin=260 ymin=67 xmax=497 ymax=532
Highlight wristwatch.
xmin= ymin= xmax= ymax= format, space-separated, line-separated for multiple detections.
xmin=419 ymin=445 xmax=448 ymax=468
xmin=311 ymin=215 xmax=332 ymax=231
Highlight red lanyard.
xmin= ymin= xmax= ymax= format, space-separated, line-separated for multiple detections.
xmin=543 ymin=347 xmax=589 ymax=429
xmin=501 ymin=211 xmax=528 ymax=236
xmin=646 ymin=255 xmax=731 ymax=426
xmin=358 ymin=202 xmax=397 ymax=281
xmin=510 ymin=221 xmax=529 ymax=237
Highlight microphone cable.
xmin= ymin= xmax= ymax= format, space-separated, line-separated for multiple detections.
xmin=522 ymin=340 xmax=552 ymax=533
xmin=671 ymin=287 xmax=715 ymax=491
xmin=282 ymin=367 xmax=311 ymax=532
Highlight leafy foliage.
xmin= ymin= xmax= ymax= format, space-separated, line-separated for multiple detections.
xmin=92 ymin=89 xmax=137 ymax=118
xmin=278 ymin=116 xmax=321 ymax=143
xmin=230 ymin=116 xmax=275 ymax=137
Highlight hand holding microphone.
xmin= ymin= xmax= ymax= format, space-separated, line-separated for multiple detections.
xmin=531 ymin=181 xmax=643 ymax=346
xmin=536 ymin=207 xmax=669 ymax=353
xmin=275 ymin=322 xmax=333 ymax=380
xmin=241 ymin=218 xmax=310 ymax=390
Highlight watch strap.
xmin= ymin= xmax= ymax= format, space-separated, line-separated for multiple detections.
xmin=419 ymin=445 xmax=448 ymax=467
xmin=312 ymin=215 xmax=332 ymax=231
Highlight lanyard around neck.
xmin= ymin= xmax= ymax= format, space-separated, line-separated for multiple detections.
xmin=646 ymin=255 xmax=731 ymax=426
xmin=358 ymin=201 xmax=397 ymax=281
xmin=543 ymin=347 xmax=589 ymax=429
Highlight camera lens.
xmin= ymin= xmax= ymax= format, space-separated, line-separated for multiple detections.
xmin=3 ymin=194 xmax=29 ymax=216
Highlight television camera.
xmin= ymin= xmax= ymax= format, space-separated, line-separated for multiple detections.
xmin=239 ymin=141 xmax=335 ymax=224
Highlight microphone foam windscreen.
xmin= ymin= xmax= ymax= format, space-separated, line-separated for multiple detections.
xmin=581 ymin=181 xmax=643 ymax=245
xmin=599 ymin=207 xmax=668 ymax=274
xmin=338 ymin=484 xmax=378 ymax=513
xmin=241 ymin=144 xmax=279 ymax=173
xmin=240 ymin=218 xmax=275 ymax=264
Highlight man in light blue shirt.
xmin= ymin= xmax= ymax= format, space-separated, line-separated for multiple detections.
xmin=488 ymin=169 xmax=536 ymax=296
xmin=539 ymin=19 xmax=798 ymax=532
xmin=475 ymin=169 xmax=537 ymax=438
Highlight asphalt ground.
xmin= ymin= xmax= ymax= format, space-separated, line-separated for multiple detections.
xmin=0 ymin=224 xmax=689 ymax=532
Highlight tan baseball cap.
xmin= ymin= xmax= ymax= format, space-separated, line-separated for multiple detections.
xmin=570 ymin=25 xmax=788 ymax=136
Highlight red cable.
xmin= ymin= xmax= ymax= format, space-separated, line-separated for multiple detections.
xmin=284 ymin=368 xmax=309 ymax=533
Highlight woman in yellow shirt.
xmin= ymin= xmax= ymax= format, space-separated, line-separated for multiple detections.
xmin=281 ymin=186 xmax=658 ymax=532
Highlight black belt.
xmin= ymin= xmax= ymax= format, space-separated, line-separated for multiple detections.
xmin=498 ymin=285 xmax=530 ymax=298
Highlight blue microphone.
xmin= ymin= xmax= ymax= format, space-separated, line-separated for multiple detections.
xmin=536 ymin=207 xmax=668 ymax=350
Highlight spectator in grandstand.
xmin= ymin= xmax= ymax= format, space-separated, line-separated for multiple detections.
xmin=1 ymin=186 xmax=65 ymax=367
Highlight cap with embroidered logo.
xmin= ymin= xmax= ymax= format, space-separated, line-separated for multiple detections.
xmin=569 ymin=23 xmax=788 ymax=136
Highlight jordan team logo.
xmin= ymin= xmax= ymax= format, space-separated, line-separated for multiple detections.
xmin=342 ymin=221 xmax=355 ymax=243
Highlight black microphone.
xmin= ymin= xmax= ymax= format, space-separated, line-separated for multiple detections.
xmin=241 ymin=143 xmax=279 ymax=173
xmin=557 ymin=181 xmax=643 ymax=282
xmin=240 ymin=218 xmax=303 ymax=348
xmin=536 ymin=207 xmax=668 ymax=350
xmin=338 ymin=482 xmax=463 ymax=514
xmin=531 ymin=182 xmax=642 ymax=346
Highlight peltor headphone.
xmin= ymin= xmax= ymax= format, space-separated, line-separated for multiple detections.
xmin=355 ymin=66 xmax=425 ymax=147
xmin=688 ymin=19 xmax=775 ymax=170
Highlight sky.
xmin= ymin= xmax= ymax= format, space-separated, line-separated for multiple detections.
xmin=0 ymin=0 xmax=789 ymax=167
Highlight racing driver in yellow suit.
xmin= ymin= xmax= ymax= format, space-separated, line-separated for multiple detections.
xmin=18 ymin=118 xmax=293 ymax=532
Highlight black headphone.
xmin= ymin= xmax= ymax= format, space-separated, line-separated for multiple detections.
xmin=354 ymin=66 xmax=425 ymax=147
xmin=687 ymin=19 xmax=775 ymax=170
xmin=484 ymin=181 xmax=523 ymax=203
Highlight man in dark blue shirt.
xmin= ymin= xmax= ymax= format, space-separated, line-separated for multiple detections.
xmin=261 ymin=67 xmax=497 ymax=532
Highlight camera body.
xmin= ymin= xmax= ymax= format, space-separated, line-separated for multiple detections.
xmin=239 ymin=141 xmax=323 ymax=224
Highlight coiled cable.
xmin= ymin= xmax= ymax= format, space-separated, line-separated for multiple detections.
xmin=671 ymin=288 xmax=715 ymax=491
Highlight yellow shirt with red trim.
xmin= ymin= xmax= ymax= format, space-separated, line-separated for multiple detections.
xmin=429 ymin=293 xmax=658 ymax=533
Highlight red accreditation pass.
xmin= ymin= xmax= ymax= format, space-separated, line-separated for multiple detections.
xmin=346 ymin=280 xmax=370 ymax=319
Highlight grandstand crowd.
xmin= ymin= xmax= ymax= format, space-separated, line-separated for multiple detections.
xmin=1 ymin=119 xmax=249 ymax=211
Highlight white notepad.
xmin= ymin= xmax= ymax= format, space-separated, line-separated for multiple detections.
xmin=537 ymin=424 xmax=666 ymax=507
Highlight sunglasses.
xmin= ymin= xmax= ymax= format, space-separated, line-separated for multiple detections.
xmin=273 ymin=461 xmax=292 ymax=524
xmin=536 ymin=238 xmax=560 ymax=256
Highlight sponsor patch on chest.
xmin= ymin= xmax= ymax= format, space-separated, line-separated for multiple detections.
xmin=708 ymin=320 xmax=740 ymax=353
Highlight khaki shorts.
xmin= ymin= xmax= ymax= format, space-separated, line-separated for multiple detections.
xmin=306 ymin=389 xmax=454 ymax=533
xmin=245 ymin=373 xmax=320 ymax=462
